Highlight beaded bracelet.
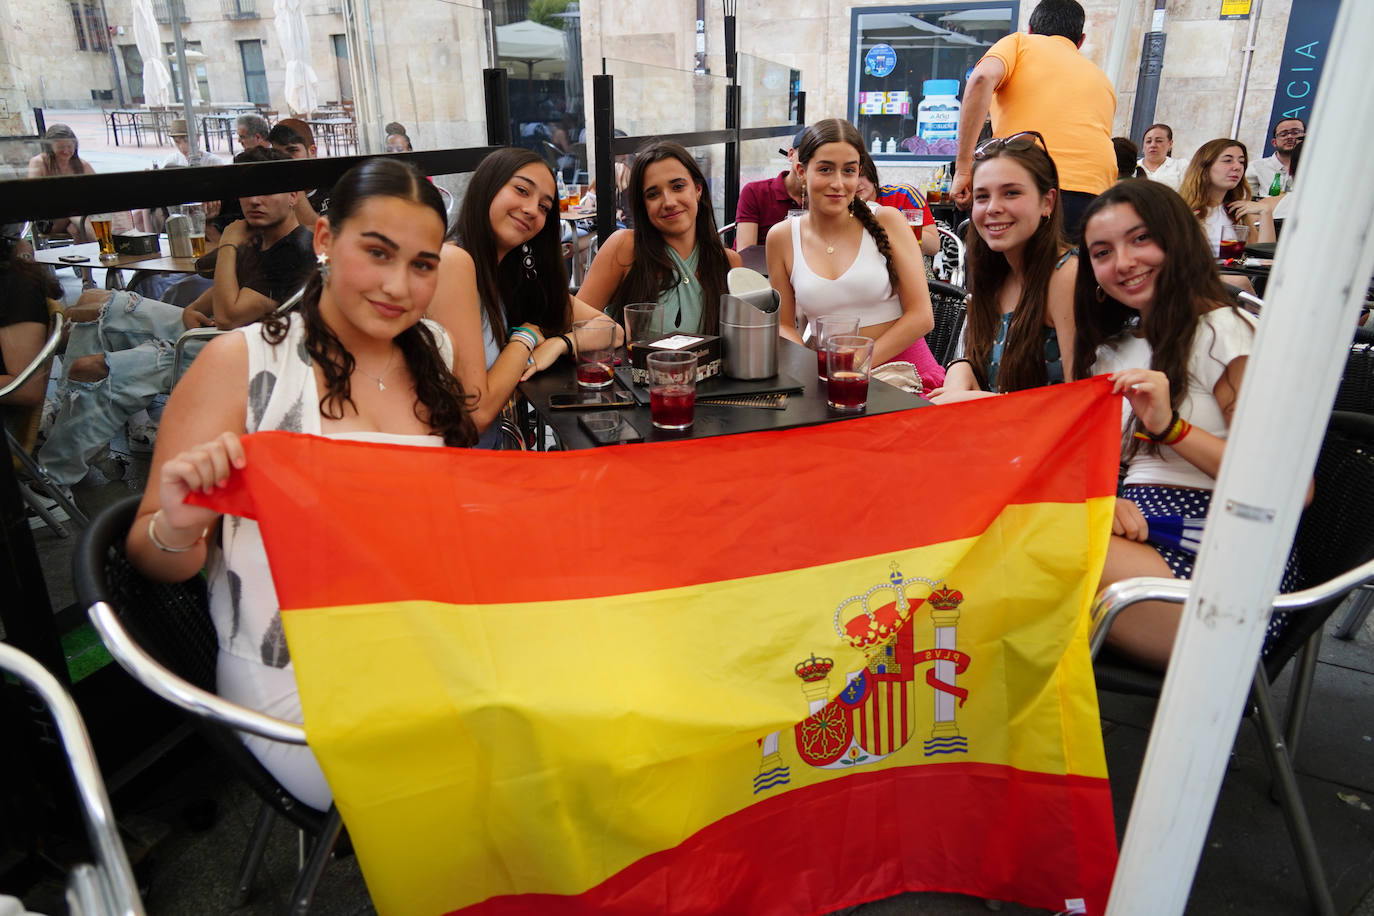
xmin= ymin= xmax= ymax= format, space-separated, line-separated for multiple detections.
xmin=148 ymin=510 xmax=208 ymax=553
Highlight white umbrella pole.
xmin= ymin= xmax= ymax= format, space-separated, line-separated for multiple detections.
xmin=1107 ymin=0 xmax=1374 ymax=912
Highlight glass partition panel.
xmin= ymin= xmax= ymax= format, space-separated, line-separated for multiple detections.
xmin=737 ymin=53 xmax=800 ymax=131
xmin=493 ymin=6 xmax=586 ymax=183
xmin=602 ymin=57 xmax=728 ymax=139
xmin=738 ymin=135 xmax=791 ymax=198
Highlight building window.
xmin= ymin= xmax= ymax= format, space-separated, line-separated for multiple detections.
xmin=71 ymin=0 xmax=110 ymax=52
xmin=165 ymin=41 xmax=212 ymax=103
xmin=848 ymin=3 xmax=1017 ymax=161
xmin=240 ymin=40 xmax=269 ymax=104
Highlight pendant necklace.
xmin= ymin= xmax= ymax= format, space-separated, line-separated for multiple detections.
xmin=356 ymin=348 xmax=397 ymax=392
xmin=815 ymin=212 xmax=851 ymax=255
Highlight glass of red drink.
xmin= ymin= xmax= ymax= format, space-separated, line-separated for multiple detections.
xmin=813 ymin=315 xmax=861 ymax=380
xmin=825 ymin=335 xmax=875 ymax=412
xmin=1219 ymin=222 xmax=1249 ymax=260
xmin=571 ymin=315 xmax=619 ymax=389
xmin=647 ymin=350 xmax=697 ymax=430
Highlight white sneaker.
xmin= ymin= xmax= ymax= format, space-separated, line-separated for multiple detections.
xmin=126 ymin=416 xmax=158 ymax=453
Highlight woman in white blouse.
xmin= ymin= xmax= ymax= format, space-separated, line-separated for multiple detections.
xmin=1137 ymin=124 xmax=1187 ymax=191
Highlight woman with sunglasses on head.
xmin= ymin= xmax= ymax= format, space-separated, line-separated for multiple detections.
xmin=929 ymin=131 xmax=1077 ymax=404
xmin=126 ymin=158 xmax=473 ymax=809
xmin=1179 ymin=138 xmax=1275 ymax=261
xmin=767 ymin=119 xmax=934 ymax=378
xmin=1072 ymin=179 xmax=1298 ymax=670
xmin=577 ymin=141 xmax=742 ymax=333
xmin=427 ymin=148 xmax=607 ymax=447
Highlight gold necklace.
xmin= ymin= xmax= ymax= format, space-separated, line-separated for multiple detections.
xmin=812 ymin=212 xmax=852 ymax=255
xmin=355 ymin=347 xmax=397 ymax=392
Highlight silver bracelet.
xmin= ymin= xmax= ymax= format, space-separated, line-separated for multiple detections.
xmin=147 ymin=509 xmax=207 ymax=553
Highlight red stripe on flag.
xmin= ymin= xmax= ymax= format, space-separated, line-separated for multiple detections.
xmin=194 ymin=377 xmax=1121 ymax=608
xmin=447 ymin=764 xmax=1116 ymax=916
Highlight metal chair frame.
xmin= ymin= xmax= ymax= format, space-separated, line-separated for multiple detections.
xmin=78 ymin=495 xmax=343 ymax=915
xmin=0 ymin=642 xmax=144 ymax=916
xmin=1089 ymin=412 xmax=1374 ymax=916
xmin=171 ymin=285 xmax=305 ymax=385
xmin=934 ymin=225 xmax=965 ymax=287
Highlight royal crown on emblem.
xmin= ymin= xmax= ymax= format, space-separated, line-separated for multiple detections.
xmin=795 ymin=653 xmax=835 ymax=682
xmin=928 ymin=587 xmax=964 ymax=611
xmin=832 ymin=562 xmax=941 ymax=650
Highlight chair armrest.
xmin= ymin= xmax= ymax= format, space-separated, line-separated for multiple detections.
xmin=171 ymin=326 xmax=227 ymax=384
xmin=0 ymin=312 xmax=63 ymax=400
xmin=88 ymin=601 xmax=308 ymax=745
xmin=0 ymin=642 xmax=143 ymax=916
xmin=1089 ymin=576 xmax=1190 ymax=659
xmin=1273 ymin=555 xmax=1374 ymax=611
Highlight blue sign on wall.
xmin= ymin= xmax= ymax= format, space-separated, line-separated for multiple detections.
xmin=1263 ymin=0 xmax=1341 ymax=154
xmin=865 ymin=43 xmax=897 ymax=78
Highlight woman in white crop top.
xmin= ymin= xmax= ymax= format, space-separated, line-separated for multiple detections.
xmin=765 ymin=119 xmax=933 ymax=373
xmin=127 ymin=159 xmax=477 ymax=809
xmin=1073 ymin=180 xmax=1300 ymax=672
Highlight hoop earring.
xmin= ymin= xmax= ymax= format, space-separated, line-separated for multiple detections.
xmin=316 ymin=251 xmax=330 ymax=284
xmin=1095 ymin=284 xmax=1106 ymax=303
xmin=521 ymin=242 xmax=537 ymax=280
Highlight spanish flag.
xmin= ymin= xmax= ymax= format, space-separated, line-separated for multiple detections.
xmin=195 ymin=376 xmax=1121 ymax=915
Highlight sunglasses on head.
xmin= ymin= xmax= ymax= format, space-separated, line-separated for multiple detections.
xmin=973 ymin=130 xmax=1048 ymax=160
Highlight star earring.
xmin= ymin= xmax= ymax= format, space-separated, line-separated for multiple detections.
xmin=316 ymin=251 xmax=330 ymax=284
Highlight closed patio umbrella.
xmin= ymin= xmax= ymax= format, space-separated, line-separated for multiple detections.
xmin=274 ymin=0 xmax=319 ymax=115
xmin=132 ymin=0 xmax=172 ymax=106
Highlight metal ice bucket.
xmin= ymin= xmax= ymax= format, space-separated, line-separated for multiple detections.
xmin=720 ymin=291 xmax=779 ymax=379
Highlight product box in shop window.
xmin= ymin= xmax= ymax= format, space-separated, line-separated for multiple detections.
xmin=628 ymin=334 xmax=722 ymax=385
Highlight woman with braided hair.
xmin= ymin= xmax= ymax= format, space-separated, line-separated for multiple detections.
xmin=766 ymin=119 xmax=934 ymax=371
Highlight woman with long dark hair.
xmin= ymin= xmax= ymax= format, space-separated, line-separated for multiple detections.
xmin=577 ymin=141 xmax=741 ymax=333
xmin=127 ymin=158 xmax=471 ymax=808
xmin=428 ymin=148 xmax=606 ymax=444
xmin=27 ymin=123 xmax=97 ymax=248
xmin=1072 ymin=179 xmax=1296 ymax=670
xmin=931 ymin=131 xmax=1077 ymax=403
xmin=766 ymin=119 xmax=933 ymax=376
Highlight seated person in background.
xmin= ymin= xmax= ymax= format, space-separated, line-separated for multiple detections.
xmin=385 ymin=132 xmax=413 ymax=153
xmin=236 ymin=114 xmax=272 ymax=152
xmin=270 ymin=119 xmax=332 ymax=224
xmin=734 ymin=127 xmax=810 ymax=250
xmin=385 ymin=121 xmax=409 ymax=139
xmin=0 ymin=232 xmax=58 ymax=426
xmin=38 ymin=165 xmax=313 ymax=488
xmin=931 ymin=132 xmax=1076 ymax=403
xmin=428 ymin=148 xmax=607 ymax=447
xmin=161 ymin=119 xmax=226 ymax=168
xmin=27 ymin=123 xmax=95 ymax=243
xmin=127 ymin=158 xmax=473 ymax=812
xmin=577 ymin=141 xmax=741 ymax=334
xmin=1071 ymin=179 xmax=1297 ymax=670
xmin=1137 ymin=123 xmax=1186 ymax=190
xmin=855 ymin=149 xmax=939 ymax=257
xmin=767 ymin=119 xmax=938 ymax=389
xmin=1179 ymin=139 xmax=1274 ymax=293
xmin=1113 ymin=136 xmax=1144 ymax=180
xmin=1246 ymin=117 xmax=1304 ymax=199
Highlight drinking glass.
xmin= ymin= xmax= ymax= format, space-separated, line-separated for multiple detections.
xmin=1219 ymin=222 xmax=1249 ymax=260
xmin=571 ymin=315 xmax=618 ymax=389
xmin=623 ymin=302 xmax=663 ymax=360
xmin=89 ymin=214 xmax=115 ymax=259
xmin=826 ymin=335 xmax=875 ymax=412
xmin=567 ymin=184 xmax=582 ymax=209
xmin=813 ymin=315 xmax=861 ymax=380
xmin=647 ymin=350 xmax=697 ymax=430
xmin=902 ymin=208 xmax=923 ymax=229
xmin=184 ymin=203 xmax=207 ymax=258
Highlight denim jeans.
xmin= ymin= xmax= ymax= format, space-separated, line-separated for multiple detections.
xmin=38 ymin=291 xmax=185 ymax=485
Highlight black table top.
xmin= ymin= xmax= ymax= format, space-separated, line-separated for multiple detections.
xmin=519 ymin=338 xmax=928 ymax=450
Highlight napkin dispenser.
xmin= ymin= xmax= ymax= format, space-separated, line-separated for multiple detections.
xmin=628 ymin=334 xmax=722 ymax=385
xmin=113 ymin=231 xmax=161 ymax=256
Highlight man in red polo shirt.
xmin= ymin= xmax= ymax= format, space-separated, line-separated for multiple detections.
xmin=734 ymin=127 xmax=811 ymax=250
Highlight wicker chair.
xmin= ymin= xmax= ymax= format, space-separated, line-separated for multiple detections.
xmin=1091 ymin=411 xmax=1374 ymax=916
xmin=75 ymin=494 xmax=345 ymax=915
xmin=924 ymin=279 xmax=968 ymax=367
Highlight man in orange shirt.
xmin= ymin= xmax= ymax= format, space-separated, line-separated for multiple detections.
xmin=950 ymin=0 xmax=1115 ymax=235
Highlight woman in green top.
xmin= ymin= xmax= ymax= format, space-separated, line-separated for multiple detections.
xmin=578 ymin=141 xmax=741 ymax=333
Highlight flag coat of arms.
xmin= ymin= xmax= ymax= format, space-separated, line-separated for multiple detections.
xmin=195 ymin=376 xmax=1123 ymax=915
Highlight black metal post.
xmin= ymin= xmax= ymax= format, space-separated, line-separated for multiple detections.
xmin=483 ymin=68 xmax=512 ymax=147
xmin=725 ymin=83 xmax=741 ymax=231
xmin=593 ymin=74 xmax=616 ymax=249
xmin=33 ymin=108 xmax=46 ymax=135
xmin=796 ymin=90 xmax=806 ymax=127
xmin=1129 ymin=2 xmax=1168 ymax=143
xmin=724 ymin=13 xmax=737 ymax=82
